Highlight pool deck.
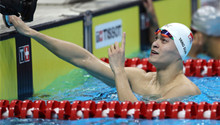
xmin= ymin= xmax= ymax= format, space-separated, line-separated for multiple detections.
xmin=0 ymin=0 xmax=137 ymax=35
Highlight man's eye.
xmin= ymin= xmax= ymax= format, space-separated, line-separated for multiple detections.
xmin=155 ymin=36 xmax=158 ymax=40
xmin=162 ymin=39 xmax=168 ymax=43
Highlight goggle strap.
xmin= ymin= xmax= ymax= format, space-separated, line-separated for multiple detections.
xmin=155 ymin=29 xmax=161 ymax=35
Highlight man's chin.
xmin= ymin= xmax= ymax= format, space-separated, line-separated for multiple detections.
xmin=148 ymin=57 xmax=163 ymax=68
xmin=149 ymin=56 xmax=156 ymax=64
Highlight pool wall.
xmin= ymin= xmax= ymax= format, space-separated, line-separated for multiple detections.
xmin=0 ymin=38 xmax=18 ymax=100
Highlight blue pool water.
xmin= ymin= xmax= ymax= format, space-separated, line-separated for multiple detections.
xmin=1 ymin=117 xmax=219 ymax=125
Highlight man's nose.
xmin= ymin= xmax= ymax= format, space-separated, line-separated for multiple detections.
xmin=152 ymin=40 xmax=159 ymax=48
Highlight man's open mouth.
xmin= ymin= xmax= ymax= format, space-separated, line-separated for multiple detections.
xmin=151 ymin=50 xmax=159 ymax=54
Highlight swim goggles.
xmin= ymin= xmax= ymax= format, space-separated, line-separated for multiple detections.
xmin=155 ymin=28 xmax=174 ymax=40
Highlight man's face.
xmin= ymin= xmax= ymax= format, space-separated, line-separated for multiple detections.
xmin=203 ymin=35 xmax=220 ymax=59
xmin=149 ymin=32 xmax=181 ymax=68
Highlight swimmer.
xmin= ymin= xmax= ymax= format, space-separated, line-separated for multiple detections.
xmin=9 ymin=16 xmax=200 ymax=102
xmin=188 ymin=6 xmax=220 ymax=59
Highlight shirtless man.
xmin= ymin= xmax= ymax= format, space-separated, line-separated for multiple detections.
xmin=9 ymin=16 xmax=200 ymax=102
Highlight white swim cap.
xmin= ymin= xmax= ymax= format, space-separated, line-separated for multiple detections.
xmin=161 ymin=23 xmax=193 ymax=60
xmin=191 ymin=6 xmax=220 ymax=36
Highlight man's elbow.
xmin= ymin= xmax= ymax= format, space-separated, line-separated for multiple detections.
xmin=195 ymin=88 xmax=201 ymax=95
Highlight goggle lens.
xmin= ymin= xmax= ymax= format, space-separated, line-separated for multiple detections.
xmin=155 ymin=28 xmax=174 ymax=40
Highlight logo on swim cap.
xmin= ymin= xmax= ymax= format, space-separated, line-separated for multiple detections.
xmin=188 ymin=33 xmax=193 ymax=43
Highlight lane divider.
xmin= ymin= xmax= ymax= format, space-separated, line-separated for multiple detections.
xmin=101 ymin=58 xmax=220 ymax=77
xmin=0 ymin=100 xmax=219 ymax=120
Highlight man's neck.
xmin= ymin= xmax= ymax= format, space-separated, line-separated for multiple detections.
xmin=156 ymin=60 xmax=183 ymax=87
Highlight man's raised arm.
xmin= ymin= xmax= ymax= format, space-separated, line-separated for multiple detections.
xmin=9 ymin=15 xmax=117 ymax=86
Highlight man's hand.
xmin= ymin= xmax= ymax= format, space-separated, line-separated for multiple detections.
xmin=143 ymin=0 xmax=158 ymax=44
xmin=143 ymin=0 xmax=155 ymax=14
xmin=108 ymin=32 xmax=138 ymax=102
xmin=9 ymin=15 xmax=33 ymax=37
xmin=108 ymin=32 xmax=126 ymax=73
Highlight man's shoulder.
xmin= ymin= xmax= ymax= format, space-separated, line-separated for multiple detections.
xmin=162 ymin=75 xmax=201 ymax=99
xmin=174 ymin=75 xmax=201 ymax=95
xmin=176 ymin=83 xmax=201 ymax=95
xmin=125 ymin=68 xmax=158 ymax=95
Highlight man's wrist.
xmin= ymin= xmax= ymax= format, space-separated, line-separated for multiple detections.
xmin=28 ymin=28 xmax=38 ymax=38
xmin=113 ymin=67 xmax=125 ymax=74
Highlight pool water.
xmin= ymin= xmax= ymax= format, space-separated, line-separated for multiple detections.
xmin=0 ymin=117 xmax=219 ymax=125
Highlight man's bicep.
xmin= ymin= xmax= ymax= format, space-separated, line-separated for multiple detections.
xmin=80 ymin=58 xmax=147 ymax=88
xmin=126 ymin=67 xmax=149 ymax=80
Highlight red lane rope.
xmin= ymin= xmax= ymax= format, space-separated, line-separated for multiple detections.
xmin=0 ymin=100 xmax=219 ymax=120
xmin=100 ymin=58 xmax=220 ymax=77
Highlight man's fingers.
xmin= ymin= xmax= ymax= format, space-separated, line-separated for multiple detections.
xmin=9 ymin=15 xmax=15 ymax=24
xmin=115 ymin=42 xmax=119 ymax=50
xmin=9 ymin=15 xmax=21 ymax=27
xmin=121 ymin=32 xmax=126 ymax=51
xmin=110 ymin=45 xmax=114 ymax=52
